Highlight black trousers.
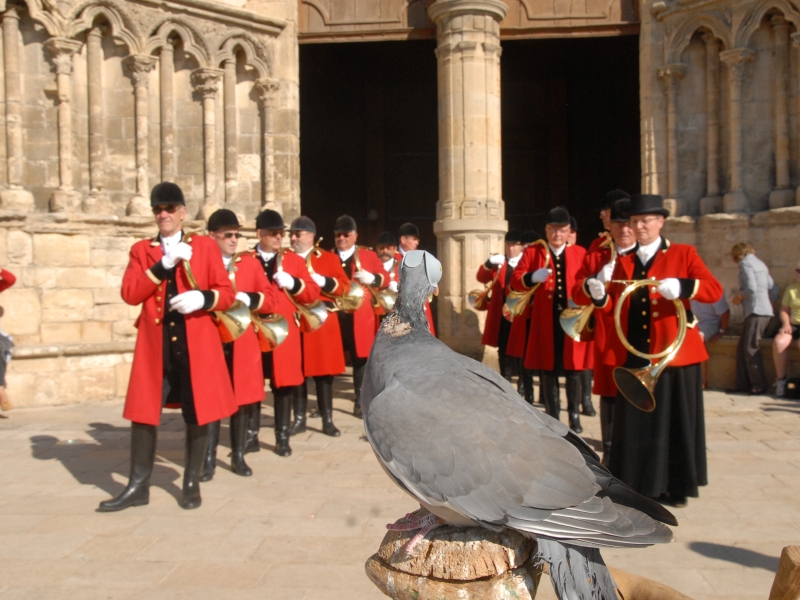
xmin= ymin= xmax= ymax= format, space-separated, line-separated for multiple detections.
xmin=734 ymin=315 xmax=771 ymax=392
xmin=337 ymin=312 xmax=368 ymax=372
xmin=162 ymin=332 xmax=197 ymax=425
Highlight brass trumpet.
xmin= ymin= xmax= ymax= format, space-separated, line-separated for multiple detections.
xmin=277 ymin=249 xmax=327 ymax=332
xmin=182 ymin=258 xmax=251 ymax=343
xmin=612 ymin=278 xmax=687 ymax=412
xmin=502 ymin=239 xmax=551 ymax=321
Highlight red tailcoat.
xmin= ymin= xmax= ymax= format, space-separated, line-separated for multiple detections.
xmin=598 ymin=239 xmax=723 ymax=368
xmin=262 ymin=250 xmax=321 ymax=388
xmin=343 ymin=247 xmax=390 ymax=358
xmin=392 ymin=253 xmax=436 ymax=336
xmin=476 ymin=261 xmax=508 ymax=348
xmin=0 ymin=269 xmax=16 ymax=293
xmin=122 ymin=234 xmax=237 ymax=426
xmin=301 ymin=248 xmax=349 ymax=377
xmin=510 ymin=243 xmax=589 ymax=371
xmin=229 ymin=250 xmax=278 ymax=406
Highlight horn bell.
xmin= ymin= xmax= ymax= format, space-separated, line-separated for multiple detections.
xmin=216 ymin=299 xmax=252 ymax=343
xmin=254 ymin=313 xmax=289 ymax=351
xmin=559 ymin=304 xmax=595 ymax=342
xmin=613 ymin=365 xmax=657 ymax=413
xmin=333 ymin=281 xmax=364 ymax=313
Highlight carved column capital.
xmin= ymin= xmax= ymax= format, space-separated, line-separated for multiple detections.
xmin=771 ymin=13 xmax=789 ymax=31
xmin=124 ymin=54 xmax=157 ymax=88
xmin=657 ymin=63 xmax=686 ymax=83
xmin=791 ymin=31 xmax=800 ymax=47
xmin=255 ymin=77 xmax=280 ymax=107
xmin=428 ymin=0 xmax=508 ymax=23
xmin=44 ymin=37 xmax=82 ymax=76
xmin=720 ymin=48 xmax=755 ymax=78
xmin=701 ymin=31 xmax=719 ymax=50
xmin=191 ymin=67 xmax=223 ymax=99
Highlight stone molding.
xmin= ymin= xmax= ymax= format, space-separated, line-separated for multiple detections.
xmin=428 ymin=0 xmax=509 ymax=23
xmin=123 ymin=54 xmax=157 ymax=88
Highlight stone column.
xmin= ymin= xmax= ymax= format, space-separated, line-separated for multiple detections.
xmin=223 ymin=58 xmax=237 ymax=205
xmin=657 ymin=64 xmax=686 ymax=216
xmin=84 ymin=27 xmax=113 ymax=214
xmin=44 ymin=37 xmax=82 ymax=213
xmin=160 ymin=42 xmax=175 ymax=182
xmin=255 ymin=77 xmax=279 ymax=212
xmin=428 ymin=0 xmax=508 ymax=359
xmin=700 ymin=33 xmax=722 ymax=215
xmin=770 ymin=15 xmax=795 ymax=209
xmin=720 ymin=48 xmax=754 ymax=213
xmin=124 ymin=54 xmax=157 ymax=216
xmin=0 ymin=7 xmax=33 ymax=211
xmin=192 ymin=67 xmax=223 ymax=218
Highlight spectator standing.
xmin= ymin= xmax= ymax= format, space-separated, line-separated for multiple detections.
xmin=0 ymin=268 xmax=15 ymax=412
xmin=772 ymin=260 xmax=800 ymax=397
xmin=691 ymin=294 xmax=730 ymax=389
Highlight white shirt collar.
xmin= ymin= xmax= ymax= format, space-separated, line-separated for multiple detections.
xmin=382 ymin=258 xmax=395 ymax=273
xmin=222 ymin=255 xmax=232 ymax=268
xmin=616 ymin=243 xmax=637 ymax=255
xmin=256 ymin=244 xmax=276 ymax=263
xmin=160 ymin=230 xmax=182 ymax=254
xmin=549 ymin=243 xmax=566 ymax=257
xmin=296 ymin=248 xmax=312 ymax=259
xmin=508 ymin=254 xmax=522 ymax=269
xmin=636 ymin=237 xmax=662 ymax=265
xmin=338 ymin=246 xmax=356 ymax=261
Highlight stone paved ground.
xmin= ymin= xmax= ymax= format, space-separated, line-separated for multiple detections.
xmin=0 ymin=377 xmax=799 ymax=599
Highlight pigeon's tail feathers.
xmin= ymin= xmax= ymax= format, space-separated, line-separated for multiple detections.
xmin=537 ymin=538 xmax=619 ymax=600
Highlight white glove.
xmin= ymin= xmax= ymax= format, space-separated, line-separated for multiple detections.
xmin=531 ymin=268 xmax=552 ymax=283
xmin=388 ymin=280 xmax=398 ymax=293
xmin=273 ymin=271 xmax=296 ymax=290
xmin=489 ymin=254 xmax=505 ymax=266
xmin=235 ymin=292 xmax=251 ymax=307
xmin=596 ymin=262 xmax=615 ymax=285
xmin=162 ymin=242 xmax=192 ymax=270
xmin=354 ymin=270 xmax=376 ymax=286
xmin=169 ymin=290 xmax=205 ymax=314
xmin=311 ymin=273 xmax=327 ymax=288
xmin=657 ymin=278 xmax=681 ymax=301
xmin=587 ymin=278 xmax=606 ymax=301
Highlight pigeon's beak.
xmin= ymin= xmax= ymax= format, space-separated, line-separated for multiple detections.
xmin=433 ymin=286 xmax=439 ymax=297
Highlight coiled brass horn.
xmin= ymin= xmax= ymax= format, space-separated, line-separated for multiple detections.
xmin=278 ymin=249 xmax=327 ymax=332
xmin=253 ymin=313 xmax=289 ymax=351
xmin=333 ymin=245 xmax=366 ymax=313
xmin=612 ymin=278 xmax=688 ymax=412
xmin=468 ymin=270 xmax=497 ymax=312
xmin=502 ymin=239 xmax=551 ymax=321
xmin=182 ymin=258 xmax=251 ymax=343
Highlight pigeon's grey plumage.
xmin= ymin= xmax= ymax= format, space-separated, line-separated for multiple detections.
xmin=362 ymin=250 xmax=677 ymax=600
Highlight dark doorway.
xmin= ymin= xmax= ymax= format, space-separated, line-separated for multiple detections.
xmin=501 ymin=36 xmax=641 ymax=247
xmin=299 ymin=40 xmax=439 ymax=253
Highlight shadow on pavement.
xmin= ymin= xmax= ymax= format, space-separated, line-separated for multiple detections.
xmin=689 ymin=541 xmax=780 ymax=571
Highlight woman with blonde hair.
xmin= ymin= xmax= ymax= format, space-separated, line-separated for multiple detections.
xmin=772 ymin=260 xmax=800 ymax=396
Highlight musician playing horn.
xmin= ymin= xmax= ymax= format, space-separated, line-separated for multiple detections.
xmin=585 ymin=194 xmax=722 ymax=508
xmin=99 ymin=182 xmax=238 ymax=512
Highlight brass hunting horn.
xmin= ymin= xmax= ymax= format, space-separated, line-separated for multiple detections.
xmin=371 ymin=257 xmax=398 ymax=315
xmin=559 ymin=232 xmax=616 ymax=342
xmin=502 ymin=239 xmax=551 ymax=321
xmin=468 ymin=269 xmax=497 ymax=312
xmin=182 ymin=258 xmax=251 ymax=343
xmin=277 ymin=249 xmax=328 ymax=332
xmin=612 ymin=278 xmax=687 ymax=412
xmin=333 ymin=246 xmax=365 ymax=313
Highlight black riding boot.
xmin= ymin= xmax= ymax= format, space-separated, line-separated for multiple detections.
xmin=353 ymin=363 xmax=366 ymax=418
xmin=307 ymin=377 xmax=320 ymax=418
xmin=599 ymin=395 xmax=615 ymax=467
xmin=540 ymin=372 xmax=560 ymax=422
xmin=273 ymin=387 xmax=293 ymax=457
xmin=200 ymin=420 xmax=220 ymax=482
xmin=289 ymin=383 xmax=307 ymax=436
xmin=244 ymin=401 xmax=261 ymax=454
xmin=565 ymin=371 xmax=583 ymax=434
xmin=520 ymin=365 xmax=534 ymax=404
xmin=229 ymin=406 xmax=253 ymax=476
xmin=180 ymin=423 xmax=209 ymax=510
xmin=98 ymin=422 xmax=156 ymax=512
xmin=580 ymin=369 xmax=596 ymax=416
xmin=316 ymin=376 xmax=340 ymax=437
xmin=498 ymin=351 xmax=513 ymax=382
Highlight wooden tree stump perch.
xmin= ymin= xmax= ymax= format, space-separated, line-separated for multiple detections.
xmin=769 ymin=546 xmax=800 ymax=600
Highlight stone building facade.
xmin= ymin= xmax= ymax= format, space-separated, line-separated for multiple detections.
xmin=2 ymin=0 xmax=798 ymax=407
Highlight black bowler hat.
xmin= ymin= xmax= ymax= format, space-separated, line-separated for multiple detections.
xmin=610 ymin=198 xmax=632 ymax=222
xmin=505 ymin=229 xmax=523 ymax=244
xmin=334 ymin=214 xmax=357 ymax=233
xmin=602 ymin=189 xmax=630 ymax=210
xmin=522 ymin=230 xmax=542 ymax=244
xmin=376 ymin=231 xmax=397 ymax=247
xmin=546 ymin=207 xmax=571 ymax=226
xmin=288 ymin=216 xmax=316 ymax=235
xmin=398 ymin=222 xmax=420 ymax=239
xmin=207 ymin=209 xmax=240 ymax=232
xmin=255 ymin=209 xmax=286 ymax=230
xmin=629 ymin=194 xmax=669 ymax=217
xmin=150 ymin=182 xmax=185 ymax=207
xmin=569 ymin=216 xmax=578 ymax=232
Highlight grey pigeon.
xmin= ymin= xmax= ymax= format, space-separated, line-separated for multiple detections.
xmin=362 ymin=250 xmax=678 ymax=600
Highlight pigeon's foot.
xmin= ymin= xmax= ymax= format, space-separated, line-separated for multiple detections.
xmin=386 ymin=511 xmax=444 ymax=555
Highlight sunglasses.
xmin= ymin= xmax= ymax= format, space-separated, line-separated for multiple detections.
xmin=335 ymin=232 xmax=353 ymax=238
xmin=219 ymin=232 xmax=241 ymax=240
xmin=152 ymin=205 xmax=180 ymax=215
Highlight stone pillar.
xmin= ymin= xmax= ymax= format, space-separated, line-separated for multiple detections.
xmin=83 ymin=27 xmax=113 ymax=214
xmin=255 ymin=77 xmax=280 ymax=212
xmin=124 ymin=55 xmax=157 ymax=216
xmin=657 ymin=64 xmax=686 ymax=216
xmin=770 ymin=15 xmax=795 ymax=209
xmin=160 ymin=42 xmax=175 ymax=183
xmin=428 ymin=0 xmax=508 ymax=358
xmin=44 ymin=37 xmax=82 ymax=213
xmin=0 ymin=7 xmax=33 ymax=211
xmin=192 ymin=67 xmax=223 ymax=219
xmin=720 ymin=48 xmax=754 ymax=213
xmin=223 ymin=58 xmax=237 ymax=205
xmin=700 ymin=33 xmax=722 ymax=215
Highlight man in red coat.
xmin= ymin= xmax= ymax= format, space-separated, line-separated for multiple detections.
xmin=585 ymin=194 xmax=723 ymax=507
xmin=333 ymin=215 xmax=390 ymax=417
xmin=568 ymin=215 xmax=596 ymax=419
xmin=510 ymin=207 xmax=589 ymax=432
xmin=201 ymin=209 xmax=278 ymax=481
xmin=376 ymin=232 xmax=400 ymax=301
xmin=288 ymin=216 xmax=349 ymax=437
xmin=572 ymin=198 xmax=637 ymax=465
xmin=395 ymin=222 xmax=436 ymax=335
xmin=98 ymin=182 xmax=237 ymax=512
xmin=251 ymin=210 xmax=320 ymax=457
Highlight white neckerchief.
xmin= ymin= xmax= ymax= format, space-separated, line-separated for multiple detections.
xmin=636 ymin=237 xmax=662 ymax=265
xmin=296 ymin=247 xmax=312 ymax=259
xmin=160 ymin=230 xmax=182 ymax=255
xmin=549 ymin=243 xmax=566 ymax=257
xmin=256 ymin=244 xmax=275 ymax=263
xmin=222 ymin=255 xmax=232 ymax=268
xmin=508 ymin=254 xmax=522 ymax=269
xmin=382 ymin=258 xmax=395 ymax=273
xmin=616 ymin=243 xmax=637 ymax=256
xmin=338 ymin=246 xmax=356 ymax=261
